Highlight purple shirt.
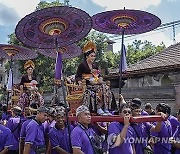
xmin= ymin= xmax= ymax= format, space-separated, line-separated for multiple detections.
xmin=2 ymin=112 xmax=11 ymax=121
xmin=20 ymin=119 xmax=32 ymax=139
xmin=108 ymin=122 xmax=135 ymax=154
xmin=168 ymin=115 xmax=179 ymax=134
xmin=71 ymin=124 xmax=94 ymax=154
xmin=151 ymin=120 xmax=172 ymax=154
xmin=141 ymin=110 xmax=149 ymax=116
xmin=49 ymin=124 xmax=73 ymax=154
xmin=25 ymin=119 xmax=45 ymax=154
xmin=173 ymin=125 xmax=180 ymax=154
xmin=0 ymin=124 xmax=13 ymax=152
xmin=132 ymin=122 xmax=152 ymax=154
xmin=43 ymin=120 xmax=56 ymax=135
xmin=7 ymin=116 xmax=23 ymax=150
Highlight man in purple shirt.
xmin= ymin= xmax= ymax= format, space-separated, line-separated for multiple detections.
xmin=19 ymin=103 xmax=38 ymax=154
xmin=130 ymin=102 xmax=166 ymax=154
xmin=107 ymin=104 xmax=136 ymax=154
xmin=170 ymin=109 xmax=180 ymax=154
xmin=130 ymin=98 xmax=149 ymax=115
xmin=24 ymin=106 xmax=48 ymax=154
xmin=71 ymin=105 xmax=98 ymax=154
xmin=165 ymin=104 xmax=179 ymax=134
xmin=49 ymin=106 xmax=73 ymax=154
xmin=7 ymin=106 xmax=24 ymax=154
xmin=43 ymin=107 xmax=56 ymax=154
xmin=44 ymin=107 xmax=56 ymax=136
xmin=1 ymin=104 xmax=11 ymax=121
xmin=0 ymin=111 xmax=13 ymax=154
xmin=144 ymin=103 xmax=155 ymax=115
xmin=150 ymin=103 xmax=172 ymax=154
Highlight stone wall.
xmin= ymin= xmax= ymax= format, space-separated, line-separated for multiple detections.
xmin=106 ymin=71 xmax=180 ymax=115
xmin=111 ymin=86 xmax=177 ymax=115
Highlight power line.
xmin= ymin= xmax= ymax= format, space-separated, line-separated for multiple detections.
xmin=107 ymin=19 xmax=180 ymax=42
xmin=109 ymin=20 xmax=180 ymax=41
xmin=173 ymin=22 xmax=176 ymax=44
xmin=113 ymin=23 xmax=180 ymax=42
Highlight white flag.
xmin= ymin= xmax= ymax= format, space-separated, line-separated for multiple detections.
xmin=7 ymin=68 xmax=13 ymax=91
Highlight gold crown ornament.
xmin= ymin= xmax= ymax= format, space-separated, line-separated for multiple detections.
xmin=24 ymin=60 xmax=35 ymax=70
xmin=83 ymin=41 xmax=97 ymax=53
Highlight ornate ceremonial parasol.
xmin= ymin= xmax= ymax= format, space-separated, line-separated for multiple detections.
xmin=0 ymin=44 xmax=37 ymax=61
xmin=92 ymin=8 xmax=161 ymax=105
xmin=15 ymin=5 xmax=92 ymax=84
xmin=15 ymin=6 xmax=92 ymax=49
xmin=15 ymin=6 xmax=92 ymax=150
xmin=0 ymin=44 xmax=38 ymax=104
xmin=92 ymin=9 xmax=161 ymax=35
xmin=37 ymin=44 xmax=82 ymax=59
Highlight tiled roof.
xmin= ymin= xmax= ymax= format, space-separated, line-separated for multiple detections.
xmin=125 ymin=42 xmax=180 ymax=76
xmin=106 ymin=42 xmax=180 ymax=79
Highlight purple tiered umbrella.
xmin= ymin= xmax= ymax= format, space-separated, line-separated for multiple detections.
xmin=92 ymin=9 xmax=161 ymax=35
xmin=15 ymin=6 xmax=91 ymax=83
xmin=0 ymin=44 xmax=37 ymax=60
xmin=15 ymin=6 xmax=92 ymax=49
xmin=92 ymin=9 xmax=161 ymax=104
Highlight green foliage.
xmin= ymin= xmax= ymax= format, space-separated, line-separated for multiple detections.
xmin=33 ymin=54 xmax=55 ymax=91
xmin=35 ymin=0 xmax=63 ymax=10
xmin=8 ymin=33 xmax=22 ymax=45
xmin=0 ymin=86 xmax=7 ymax=103
xmin=102 ymin=50 xmax=119 ymax=69
xmin=126 ymin=40 xmax=165 ymax=65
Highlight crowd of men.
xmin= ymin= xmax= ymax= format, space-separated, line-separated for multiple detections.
xmin=0 ymin=98 xmax=180 ymax=154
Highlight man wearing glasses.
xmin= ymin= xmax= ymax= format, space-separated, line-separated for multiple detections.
xmin=130 ymin=101 xmax=166 ymax=154
xmin=107 ymin=104 xmax=136 ymax=154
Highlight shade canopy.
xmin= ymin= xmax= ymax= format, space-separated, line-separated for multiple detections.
xmin=92 ymin=9 xmax=161 ymax=35
xmin=0 ymin=44 xmax=38 ymax=60
xmin=37 ymin=44 xmax=82 ymax=59
xmin=15 ymin=6 xmax=92 ymax=49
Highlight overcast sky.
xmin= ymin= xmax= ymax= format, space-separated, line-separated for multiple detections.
xmin=0 ymin=0 xmax=180 ymax=52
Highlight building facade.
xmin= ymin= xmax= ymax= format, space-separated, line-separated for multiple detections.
xmin=105 ymin=42 xmax=180 ymax=114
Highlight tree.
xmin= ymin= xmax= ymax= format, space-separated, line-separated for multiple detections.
xmin=35 ymin=0 xmax=63 ymax=11
xmin=102 ymin=50 xmax=119 ymax=69
xmin=126 ymin=40 xmax=165 ymax=65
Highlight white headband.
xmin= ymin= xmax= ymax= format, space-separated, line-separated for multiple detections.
xmin=76 ymin=105 xmax=89 ymax=117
